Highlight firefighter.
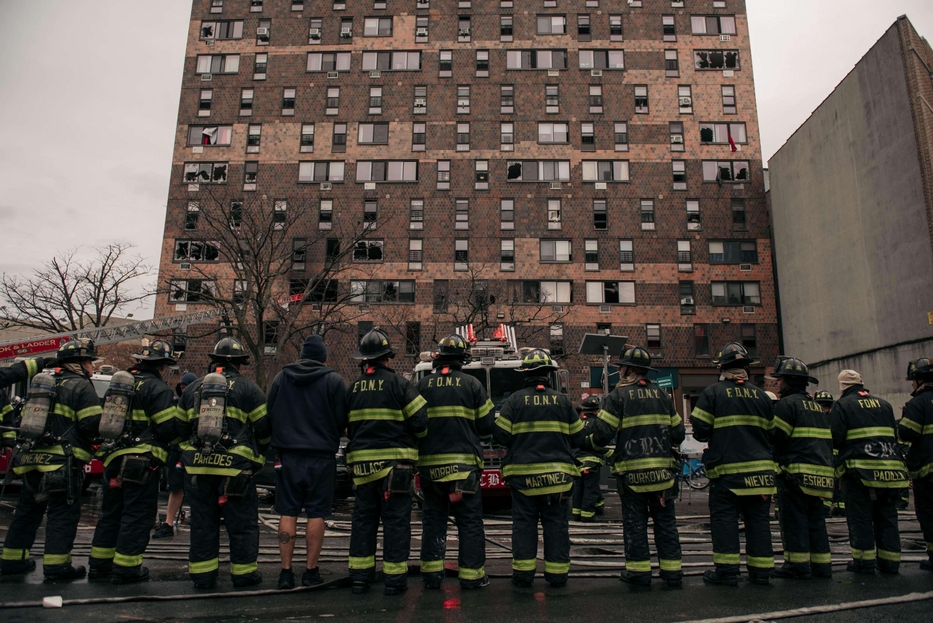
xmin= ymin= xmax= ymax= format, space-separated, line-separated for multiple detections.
xmin=897 ymin=358 xmax=933 ymax=571
xmin=814 ymin=391 xmax=845 ymax=517
xmin=768 ymin=358 xmax=833 ymax=579
xmin=346 ymin=329 xmax=427 ymax=596
xmin=587 ymin=346 xmax=685 ymax=587
xmin=572 ymin=395 xmax=608 ymax=523
xmin=832 ymin=369 xmax=908 ymax=574
xmin=493 ymin=349 xmax=586 ymax=588
xmin=0 ymin=341 xmax=102 ymax=580
xmin=154 ymin=371 xmax=197 ymax=539
xmin=87 ymin=341 xmax=178 ymax=583
xmin=0 ymin=357 xmax=50 ymax=451
xmin=416 ymin=334 xmax=495 ymax=589
xmin=690 ymin=342 xmax=776 ymax=586
xmin=176 ymin=337 xmax=270 ymax=589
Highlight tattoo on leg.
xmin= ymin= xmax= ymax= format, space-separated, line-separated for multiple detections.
xmin=279 ymin=532 xmax=296 ymax=544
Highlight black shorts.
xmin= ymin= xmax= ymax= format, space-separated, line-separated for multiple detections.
xmin=164 ymin=447 xmax=185 ymax=492
xmin=275 ymin=454 xmax=336 ymax=518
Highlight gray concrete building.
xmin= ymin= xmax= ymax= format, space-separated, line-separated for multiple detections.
xmin=769 ymin=16 xmax=933 ymax=406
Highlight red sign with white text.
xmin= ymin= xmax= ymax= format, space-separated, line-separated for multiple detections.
xmin=0 ymin=336 xmax=70 ymax=360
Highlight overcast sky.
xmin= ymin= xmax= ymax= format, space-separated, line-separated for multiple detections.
xmin=0 ymin=0 xmax=931 ymax=320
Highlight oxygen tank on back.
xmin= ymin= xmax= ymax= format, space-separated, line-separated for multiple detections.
xmin=99 ymin=370 xmax=136 ymax=443
xmin=196 ymin=372 xmax=228 ymax=453
xmin=19 ymin=373 xmax=57 ymax=441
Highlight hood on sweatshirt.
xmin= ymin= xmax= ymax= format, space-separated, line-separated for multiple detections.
xmin=282 ymin=360 xmax=335 ymax=385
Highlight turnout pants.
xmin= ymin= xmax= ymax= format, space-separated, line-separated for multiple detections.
xmin=89 ymin=458 xmax=160 ymax=577
xmin=572 ymin=469 xmax=604 ymax=520
xmin=510 ymin=488 xmax=571 ymax=585
xmin=419 ymin=477 xmax=486 ymax=585
xmin=776 ymin=476 xmax=831 ymax=575
xmin=348 ymin=477 xmax=412 ymax=589
xmin=618 ymin=482 xmax=682 ymax=580
xmin=843 ymin=474 xmax=901 ymax=572
xmin=185 ymin=473 xmax=260 ymax=584
xmin=709 ymin=481 xmax=774 ymax=577
xmin=916 ymin=476 xmax=933 ymax=562
xmin=1 ymin=469 xmax=83 ymax=576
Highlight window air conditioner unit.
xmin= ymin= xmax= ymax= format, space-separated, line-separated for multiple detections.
xmin=326 ymin=71 xmax=339 ymax=78
xmin=180 ymin=263 xmax=191 ymax=270
xmin=320 ymin=182 xmax=333 ymax=190
xmin=256 ymin=27 xmax=270 ymax=39
xmin=719 ymin=34 xmax=731 ymax=42
xmin=681 ymin=297 xmax=694 ymax=305
xmin=311 ymin=303 xmax=322 ymax=311
xmin=599 ymin=305 xmax=612 ymax=313
xmin=740 ymin=263 xmax=752 ymax=271
xmin=369 ymin=70 xmax=381 ymax=78
xmin=671 ymin=135 xmax=684 ymax=144
xmin=309 ymin=28 xmax=321 ymax=39
xmin=417 ymin=0 xmax=429 ymax=4
xmin=743 ymin=306 xmax=755 ymax=314
xmin=679 ymin=97 xmax=692 ymax=107
xmin=595 ymin=182 xmax=607 ymax=190
xmin=552 ymin=305 xmax=564 ymax=313
xmin=201 ymin=74 xmax=213 ymax=81
xmin=340 ymin=29 xmax=352 ymax=38
xmin=414 ymin=98 xmax=426 ymax=107
xmin=547 ymin=69 xmax=560 ymax=76
xmin=590 ymin=69 xmax=602 ymax=77
xmin=416 ymin=28 xmax=428 ymax=36
xmin=549 ymin=182 xmax=561 ymax=190
xmin=458 ymin=29 xmax=471 ymax=37
xmin=205 ymin=39 xmax=215 ymax=46
xmin=364 ymin=182 xmax=377 ymax=190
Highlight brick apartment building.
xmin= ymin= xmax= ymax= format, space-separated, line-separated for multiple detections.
xmin=155 ymin=0 xmax=777 ymax=414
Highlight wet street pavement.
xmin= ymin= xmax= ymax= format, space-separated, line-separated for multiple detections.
xmin=1 ymin=484 xmax=931 ymax=622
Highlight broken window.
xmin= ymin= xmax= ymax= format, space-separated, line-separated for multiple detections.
xmin=353 ymin=240 xmax=385 ymax=262
xmin=694 ymin=50 xmax=740 ymax=70
xmin=506 ymin=160 xmax=571 ymax=181
xmin=170 ymin=279 xmax=217 ymax=303
xmin=187 ymin=125 xmax=232 ymax=146
xmin=183 ymin=162 xmax=228 ymax=183
xmin=174 ymin=240 xmax=220 ymax=262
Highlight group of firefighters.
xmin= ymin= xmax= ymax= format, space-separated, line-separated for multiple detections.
xmin=0 ymin=329 xmax=931 ymax=594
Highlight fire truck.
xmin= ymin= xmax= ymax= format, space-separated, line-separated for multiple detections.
xmin=411 ymin=324 xmax=570 ymax=496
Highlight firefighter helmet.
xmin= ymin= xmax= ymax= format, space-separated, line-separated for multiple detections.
xmin=132 ymin=339 xmax=177 ymax=364
xmin=764 ymin=390 xmax=779 ymax=402
xmin=580 ymin=395 xmax=601 ymax=411
xmin=713 ymin=342 xmax=756 ymax=368
xmin=616 ymin=346 xmax=658 ymax=372
xmin=519 ymin=349 xmax=557 ymax=374
xmin=813 ymin=390 xmax=834 ymax=405
xmin=906 ymin=358 xmax=932 ymax=381
xmin=355 ymin=329 xmax=395 ymax=360
xmin=209 ymin=337 xmax=250 ymax=363
xmin=767 ymin=356 xmax=819 ymax=384
xmin=436 ymin=334 xmax=470 ymax=359
xmin=56 ymin=338 xmax=97 ymax=363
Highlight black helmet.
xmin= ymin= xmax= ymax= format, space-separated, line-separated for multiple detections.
xmin=813 ymin=390 xmax=834 ymax=405
xmin=436 ymin=334 xmax=469 ymax=360
xmin=519 ymin=349 xmax=557 ymax=374
xmin=355 ymin=329 xmax=394 ymax=360
xmin=133 ymin=339 xmax=177 ymax=364
xmin=767 ymin=356 xmax=819 ymax=384
xmin=209 ymin=337 xmax=250 ymax=363
xmin=714 ymin=342 xmax=756 ymax=368
xmin=56 ymin=338 xmax=97 ymax=363
xmin=580 ymin=395 xmax=600 ymax=411
xmin=907 ymin=358 xmax=932 ymax=381
xmin=617 ymin=346 xmax=658 ymax=372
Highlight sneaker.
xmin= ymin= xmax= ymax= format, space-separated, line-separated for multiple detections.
xmin=351 ymin=581 xmax=370 ymax=594
xmin=44 ymin=565 xmax=87 ymax=582
xmin=460 ymin=575 xmax=490 ymax=590
xmin=511 ymin=576 xmax=533 ymax=588
xmin=302 ymin=567 xmax=323 ymax=587
xmin=772 ymin=565 xmax=811 ymax=580
xmin=232 ymin=571 xmax=263 ymax=588
xmin=846 ymin=560 xmax=875 ymax=575
xmin=0 ymin=558 xmax=36 ymax=575
xmin=619 ymin=571 xmax=651 ymax=587
xmin=703 ymin=569 xmax=738 ymax=586
xmin=152 ymin=523 xmax=174 ymax=539
xmin=384 ymin=584 xmax=408 ymax=596
xmin=112 ymin=567 xmax=150 ymax=585
xmin=278 ymin=568 xmax=295 ymax=590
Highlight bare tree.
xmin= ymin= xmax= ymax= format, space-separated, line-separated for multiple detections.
xmin=0 ymin=243 xmax=152 ymax=333
xmin=165 ymin=187 xmax=396 ymax=388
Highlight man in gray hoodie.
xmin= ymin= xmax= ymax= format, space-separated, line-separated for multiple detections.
xmin=267 ymin=335 xmax=348 ymax=589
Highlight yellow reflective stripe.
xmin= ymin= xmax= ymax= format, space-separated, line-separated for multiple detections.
xmin=597 ymin=409 xmax=621 ymax=429
xmin=231 ymin=561 xmax=258 ymax=575
xmin=346 ymin=447 xmax=418 ymax=463
xmin=810 ymin=552 xmax=832 ymax=564
xmin=707 ymin=460 xmax=777 ymax=478
xmin=247 ymin=404 xmax=267 ymax=423
xmin=544 ymin=561 xmax=570 ymax=574
xmin=784 ymin=463 xmax=836 ymax=477
xmin=348 ymin=408 xmax=405 ymax=422
xmin=926 ymin=542 xmax=933 ymax=554
xmin=851 ymin=548 xmax=876 ymax=561
xmin=103 ymin=445 xmax=168 ymax=467
xmin=13 ymin=464 xmax=68 ymax=474
xmin=383 ymin=561 xmax=408 ymax=575
xmin=53 ymin=404 xmax=75 ymax=420
xmin=714 ymin=415 xmax=772 ymax=430
xmin=417 ymin=453 xmax=482 ymax=468
xmin=44 ymin=553 xmax=72 ymax=566
xmin=784 ymin=552 xmax=810 ymax=563
xmin=420 ymin=559 xmax=445 ymax=573
xmin=129 ymin=409 xmax=149 ymax=423
xmin=846 ymin=426 xmax=895 ymax=440
xmin=495 ymin=416 xmax=512 ymax=433
xmin=844 ymin=459 xmax=906 ymax=470
xmin=114 ymin=552 xmax=143 ymax=568
xmin=25 ymin=359 xmax=38 ymax=376
xmin=403 ymin=395 xmax=427 ymax=419
xmin=691 ymin=407 xmax=714 ymax=424
xmin=476 ymin=399 xmax=494 ymax=419
xmin=877 ymin=549 xmax=900 ymax=562
xmin=621 ymin=414 xmax=673 ymax=428
xmin=184 ymin=466 xmax=242 ymax=477
xmin=615 ymin=457 xmax=675 ymax=471
xmin=512 ymin=559 xmax=537 ymax=572
xmin=76 ymin=405 xmax=102 ymax=421
xmin=348 ymin=556 xmax=375 ymax=570
xmin=898 ymin=418 xmax=922 ymax=434
xmin=502 ymin=462 xmax=578 ymax=477
xmin=580 ymin=510 xmax=595 ymax=518
xmin=923 ymin=424 xmax=933 ymax=435
xmin=911 ymin=463 xmax=933 ymax=479
xmin=569 ymin=419 xmax=584 ymax=434
xmin=225 ymin=407 xmax=249 ymax=423
xmin=773 ymin=416 xmax=793 ymax=435
xmin=671 ymin=414 xmax=683 ymax=427
xmin=1 ymin=548 xmax=28 ymax=561
xmin=229 ymin=445 xmax=264 ymax=465
xmin=732 ymin=486 xmax=776 ymax=495
xmin=427 ymin=406 xmax=476 ymax=419
xmin=511 ymin=421 xmax=574 ymax=435
xmin=791 ymin=427 xmax=832 ymax=439
xmin=90 ymin=547 xmax=115 ymax=560
xmin=517 ymin=482 xmax=574 ymax=496
xmin=626 ymin=560 xmax=651 ymax=572
xmin=659 ymin=559 xmax=681 ymax=572
xmin=189 ymin=558 xmax=219 ymax=574
xmin=3 ymin=431 xmax=17 ymax=440
xmin=713 ymin=552 xmax=740 ymax=565
xmin=1 ymin=404 xmax=12 ymax=416
xmin=352 ymin=466 xmax=393 ymax=485
xmin=746 ymin=555 xmax=774 ymax=568
xmin=151 ymin=407 xmax=176 ymax=425
xmin=459 ymin=566 xmax=485 ymax=581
